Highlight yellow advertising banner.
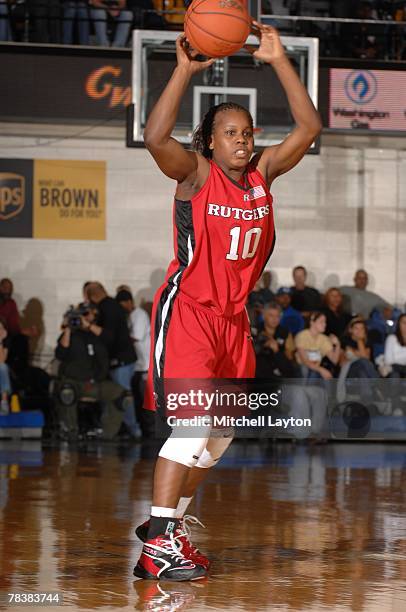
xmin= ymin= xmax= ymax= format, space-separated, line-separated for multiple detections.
xmin=33 ymin=160 xmax=106 ymax=240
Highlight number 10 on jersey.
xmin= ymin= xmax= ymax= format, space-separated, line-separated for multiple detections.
xmin=226 ymin=227 xmax=262 ymax=261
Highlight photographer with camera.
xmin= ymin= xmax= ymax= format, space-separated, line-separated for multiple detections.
xmin=55 ymin=303 xmax=126 ymax=440
xmin=85 ymin=282 xmax=140 ymax=439
xmin=89 ymin=0 xmax=133 ymax=47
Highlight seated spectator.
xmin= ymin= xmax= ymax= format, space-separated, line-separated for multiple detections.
xmin=247 ymin=280 xmax=265 ymax=334
xmin=384 ymin=313 xmax=406 ymax=377
xmin=276 ymin=287 xmax=305 ymax=336
xmin=340 ymin=269 xmax=390 ymax=318
xmin=255 ymin=302 xmax=297 ymax=379
xmin=247 ymin=271 xmax=274 ymax=331
xmin=343 ymin=2 xmax=382 ymax=59
xmin=341 ymin=317 xmax=379 ymax=378
xmin=89 ymin=0 xmax=133 ymax=47
xmin=0 ymin=0 xmax=12 ymax=41
xmin=116 ymin=283 xmax=132 ymax=294
xmin=263 ymin=0 xmax=295 ymax=32
xmin=128 ymin=0 xmax=165 ymax=29
xmin=0 ymin=278 xmax=33 ymax=374
xmin=367 ymin=305 xmax=400 ymax=359
xmin=321 ymin=287 xmax=351 ymax=338
xmin=0 ymin=318 xmax=11 ymax=414
xmin=290 ymin=265 xmax=322 ymax=315
xmin=383 ymin=313 xmax=406 ymax=413
xmin=341 ymin=318 xmax=376 ymax=367
xmin=248 ymin=278 xmax=264 ymax=308
xmin=116 ymin=289 xmax=153 ymax=437
xmin=28 ymin=0 xmax=61 ymax=43
xmin=62 ymin=1 xmax=90 ymax=45
xmin=339 ymin=317 xmax=379 ymax=403
xmin=295 ymin=312 xmax=341 ymax=381
xmin=55 ymin=304 xmax=126 ymax=439
xmin=154 ymin=0 xmax=185 ymax=26
xmin=294 ymin=0 xmax=333 ymax=49
xmin=86 ymin=282 xmax=139 ymax=438
xmin=294 ymin=312 xmax=340 ymax=441
xmin=259 ymin=270 xmax=275 ymax=304
xmin=0 ymin=278 xmax=21 ymax=336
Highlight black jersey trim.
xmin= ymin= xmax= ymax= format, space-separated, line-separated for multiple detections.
xmin=153 ymin=200 xmax=196 ymax=414
xmin=174 ymin=199 xmax=196 ymax=268
xmin=152 ymin=270 xmax=182 ymax=416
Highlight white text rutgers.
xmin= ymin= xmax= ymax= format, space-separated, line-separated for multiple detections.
xmin=207 ymin=203 xmax=270 ymax=221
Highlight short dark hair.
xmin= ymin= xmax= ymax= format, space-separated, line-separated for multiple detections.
xmin=116 ymin=289 xmax=133 ymax=303
xmin=293 ymin=266 xmax=307 ymax=275
xmin=308 ymin=311 xmax=325 ymax=328
xmin=264 ymin=301 xmax=281 ymax=313
xmin=192 ymin=103 xmax=253 ymax=159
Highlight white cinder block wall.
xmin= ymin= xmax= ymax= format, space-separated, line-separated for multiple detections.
xmin=1 ymin=133 xmax=405 ymax=362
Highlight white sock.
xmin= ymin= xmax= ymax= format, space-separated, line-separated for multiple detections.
xmin=151 ymin=506 xmax=177 ymax=518
xmin=176 ymin=496 xmax=193 ymax=518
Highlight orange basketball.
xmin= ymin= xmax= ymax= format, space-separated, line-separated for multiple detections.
xmin=184 ymin=0 xmax=251 ymax=58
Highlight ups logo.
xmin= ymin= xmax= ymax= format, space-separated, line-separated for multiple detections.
xmin=0 ymin=173 xmax=25 ymax=221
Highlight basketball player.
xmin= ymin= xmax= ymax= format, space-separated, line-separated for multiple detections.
xmin=133 ymin=23 xmax=322 ymax=580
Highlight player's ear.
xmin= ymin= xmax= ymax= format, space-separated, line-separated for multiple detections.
xmin=208 ymin=136 xmax=214 ymax=151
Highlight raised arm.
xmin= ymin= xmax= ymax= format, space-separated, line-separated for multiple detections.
xmin=246 ymin=23 xmax=322 ymax=186
xmin=143 ymin=35 xmax=214 ymax=183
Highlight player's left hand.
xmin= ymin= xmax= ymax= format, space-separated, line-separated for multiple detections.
xmin=244 ymin=22 xmax=286 ymax=64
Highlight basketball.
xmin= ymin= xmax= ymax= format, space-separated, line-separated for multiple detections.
xmin=184 ymin=0 xmax=251 ymax=58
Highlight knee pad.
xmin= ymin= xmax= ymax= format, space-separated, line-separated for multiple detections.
xmin=58 ymin=382 xmax=77 ymax=407
xmin=159 ymin=433 xmax=210 ymax=468
xmin=196 ymin=428 xmax=234 ymax=468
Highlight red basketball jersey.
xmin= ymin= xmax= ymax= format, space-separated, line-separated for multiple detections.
xmin=164 ymin=160 xmax=275 ymax=317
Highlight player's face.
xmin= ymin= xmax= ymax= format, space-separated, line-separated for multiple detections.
xmin=210 ymin=110 xmax=254 ymax=170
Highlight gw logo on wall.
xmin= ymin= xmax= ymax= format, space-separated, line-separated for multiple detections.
xmin=0 ymin=159 xmax=106 ymax=240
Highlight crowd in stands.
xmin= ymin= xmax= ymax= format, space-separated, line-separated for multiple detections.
xmin=248 ymin=266 xmax=406 ymax=438
xmin=1 ymin=0 xmax=405 ymax=60
xmin=265 ymin=1 xmax=406 ymax=59
xmin=1 ymin=267 xmax=406 ymax=442
xmin=0 ymin=0 xmax=168 ymax=44
xmin=0 ymin=277 xmax=153 ymax=441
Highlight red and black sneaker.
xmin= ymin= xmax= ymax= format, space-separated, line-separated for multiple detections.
xmin=135 ymin=515 xmax=211 ymax=571
xmin=133 ymin=532 xmax=207 ymax=581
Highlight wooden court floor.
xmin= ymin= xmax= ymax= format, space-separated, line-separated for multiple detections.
xmin=0 ymin=440 xmax=405 ymax=612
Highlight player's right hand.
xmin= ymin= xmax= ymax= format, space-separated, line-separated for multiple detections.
xmin=176 ymin=34 xmax=215 ymax=75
